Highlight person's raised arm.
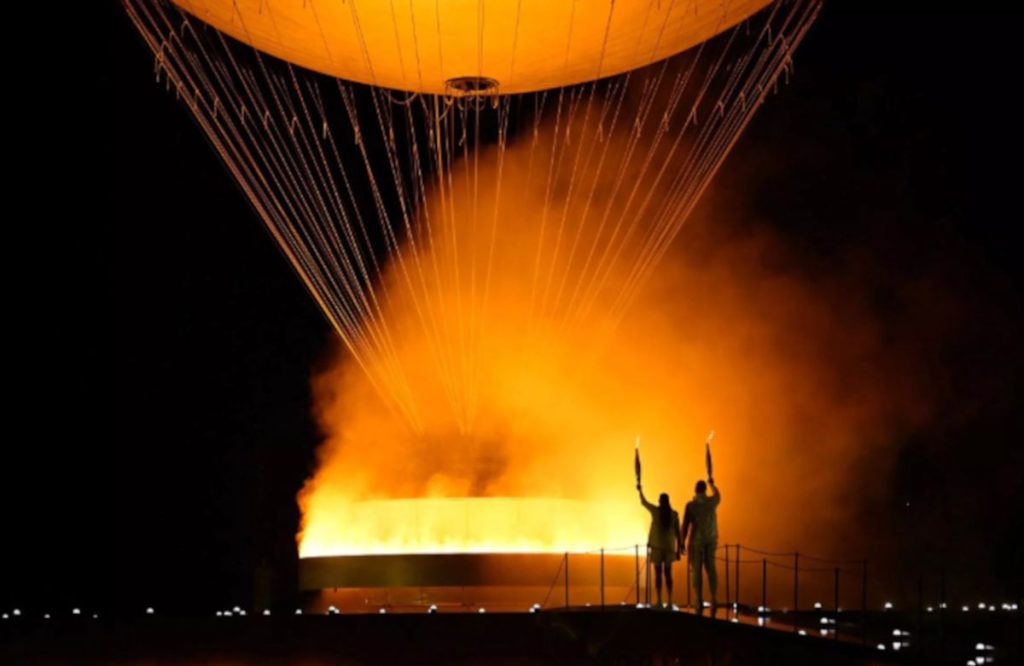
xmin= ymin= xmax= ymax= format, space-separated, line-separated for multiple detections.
xmin=709 ymin=477 xmax=721 ymax=507
xmin=637 ymin=484 xmax=656 ymax=511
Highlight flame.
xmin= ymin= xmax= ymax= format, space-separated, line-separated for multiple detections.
xmin=297 ymin=89 xmax=933 ymax=561
xmin=300 ymin=497 xmax=642 ymax=556
xmin=298 ymin=108 xmax=692 ymax=558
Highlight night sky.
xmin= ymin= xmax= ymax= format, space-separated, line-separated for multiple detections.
xmin=6 ymin=1 xmax=1020 ymax=615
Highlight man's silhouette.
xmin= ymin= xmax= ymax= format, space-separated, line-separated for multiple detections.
xmin=682 ymin=477 xmax=720 ymax=616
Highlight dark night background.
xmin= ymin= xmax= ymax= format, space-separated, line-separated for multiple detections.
xmin=4 ymin=1 xmax=1021 ymax=615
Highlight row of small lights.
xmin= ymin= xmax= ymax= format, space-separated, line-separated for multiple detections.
xmin=1 ymin=602 xmax=1009 ymax=659
xmin=703 ymin=599 xmax=1017 ymax=614
xmin=220 ymin=601 xmax=753 ymax=616
xmin=5 ymin=602 xmax=1011 ymax=665
xmin=0 ymin=607 xmax=125 ymax=620
xmin=5 ymin=600 xmax=1017 ymax=621
xmin=883 ymin=600 xmax=1018 ymax=613
xmin=736 ymin=599 xmax=1011 ymax=657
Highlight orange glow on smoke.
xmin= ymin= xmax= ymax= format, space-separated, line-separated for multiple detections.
xmin=298 ymin=96 xmax=932 ymax=560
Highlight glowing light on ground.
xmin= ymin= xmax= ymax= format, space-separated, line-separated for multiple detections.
xmin=299 ymin=497 xmax=645 ymax=557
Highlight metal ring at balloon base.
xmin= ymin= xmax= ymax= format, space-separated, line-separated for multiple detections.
xmin=445 ymin=76 xmax=500 ymax=96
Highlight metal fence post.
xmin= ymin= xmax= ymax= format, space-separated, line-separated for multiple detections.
xmin=735 ymin=544 xmax=741 ymax=613
xmin=725 ymin=545 xmax=731 ymax=608
xmin=564 ymin=552 xmax=570 ymax=609
xmin=939 ymin=561 xmax=946 ymax=652
xmin=635 ymin=544 xmax=640 ymax=606
xmin=833 ymin=567 xmax=840 ymax=640
xmin=762 ymin=558 xmax=767 ymax=613
xmin=916 ymin=575 xmax=923 ymax=657
xmin=793 ymin=552 xmax=799 ymax=633
xmin=645 ymin=548 xmax=651 ymax=606
xmin=861 ymin=559 xmax=868 ymax=645
xmin=939 ymin=562 xmax=946 ymax=609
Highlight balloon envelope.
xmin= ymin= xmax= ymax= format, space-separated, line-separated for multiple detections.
xmin=172 ymin=0 xmax=770 ymax=94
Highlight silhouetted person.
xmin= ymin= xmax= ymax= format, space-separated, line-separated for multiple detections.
xmin=637 ymin=484 xmax=682 ymax=608
xmin=682 ymin=477 xmax=720 ymax=616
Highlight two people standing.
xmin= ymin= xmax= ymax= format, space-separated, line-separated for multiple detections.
xmin=637 ymin=477 xmax=721 ymax=615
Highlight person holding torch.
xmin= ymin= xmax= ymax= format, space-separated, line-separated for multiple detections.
xmin=682 ymin=431 xmax=721 ymax=617
xmin=635 ymin=437 xmax=682 ymax=609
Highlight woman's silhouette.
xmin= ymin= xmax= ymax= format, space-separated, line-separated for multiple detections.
xmin=637 ymin=483 xmax=682 ymax=608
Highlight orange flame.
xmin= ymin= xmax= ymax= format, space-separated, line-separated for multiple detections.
xmin=300 ymin=498 xmax=643 ymax=556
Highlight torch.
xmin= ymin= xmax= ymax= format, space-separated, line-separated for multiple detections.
xmin=634 ymin=435 xmax=642 ymax=486
xmin=705 ymin=430 xmax=715 ymax=480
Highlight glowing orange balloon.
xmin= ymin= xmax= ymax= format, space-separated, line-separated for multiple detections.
xmin=173 ymin=0 xmax=770 ymax=94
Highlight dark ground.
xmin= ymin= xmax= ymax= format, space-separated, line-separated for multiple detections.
xmin=0 ymin=609 xmax=960 ymax=666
